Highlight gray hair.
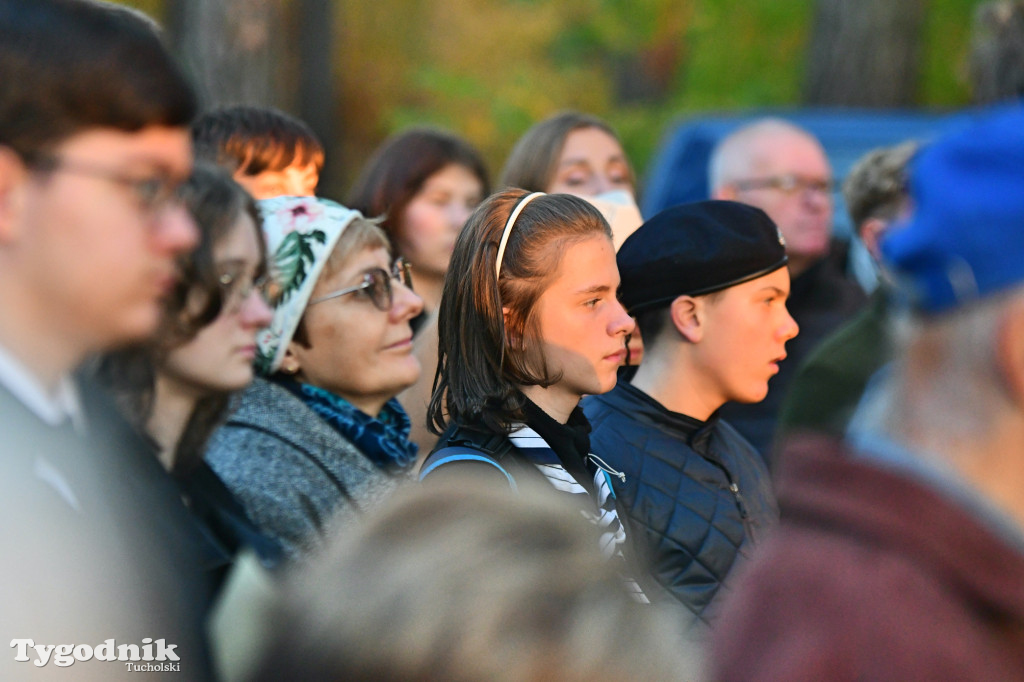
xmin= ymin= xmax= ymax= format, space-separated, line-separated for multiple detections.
xmin=867 ymin=284 xmax=1024 ymax=451
xmin=708 ymin=118 xmax=816 ymax=193
xmin=249 ymin=477 xmax=702 ymax=682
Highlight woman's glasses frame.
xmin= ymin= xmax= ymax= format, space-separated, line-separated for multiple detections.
xmin=307 ymin=257 xmax=413 ymax=312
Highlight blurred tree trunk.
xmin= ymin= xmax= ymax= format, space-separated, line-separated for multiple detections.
xmin=803 ymin=0 xmax=928 ymax=106
xmin=166 ymin=0 xmax=290 ymax=109
xmin=296 ymin=0 xmax=341 ymax=196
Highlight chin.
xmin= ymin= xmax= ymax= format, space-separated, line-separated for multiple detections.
xmin=104 ymin=309 xmax=161 ymax=348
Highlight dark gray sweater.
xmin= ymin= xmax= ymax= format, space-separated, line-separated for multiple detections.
xmin=205 ymin=378 xmax=405 ymax=558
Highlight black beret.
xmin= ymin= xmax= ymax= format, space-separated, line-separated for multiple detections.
xmin=617 ymin=200 xmax=788 ymax=314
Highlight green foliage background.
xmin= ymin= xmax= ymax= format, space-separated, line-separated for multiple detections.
xmin=118 ymin=0 xmax=980 ymax=190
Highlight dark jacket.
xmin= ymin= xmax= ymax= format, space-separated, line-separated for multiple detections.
xmin=711 ymin=434 xmax=1024 ymax=681
xmin=422 ymin=400 xmax=648 ymax=604
xmin=778 ymin=287 xmax=891 ymax=439
xmin=583 ymin=382 xmax=778 ymax=624
xmin=718 ymin=243 xmax=867 ymax=461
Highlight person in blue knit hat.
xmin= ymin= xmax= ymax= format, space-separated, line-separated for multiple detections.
xmin=711 ymin=103 xmax=1024 ymax=682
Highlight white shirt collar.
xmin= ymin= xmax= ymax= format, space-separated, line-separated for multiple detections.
xmin=0 ymin=342 xmax=84 ymax=430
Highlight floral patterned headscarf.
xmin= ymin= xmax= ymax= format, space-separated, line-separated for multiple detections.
xmin=255 ymin=196 xmax=362 ymax=375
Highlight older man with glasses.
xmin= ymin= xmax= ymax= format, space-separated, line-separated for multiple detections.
xmin=707 ymin=118 xmax=867 ymax=463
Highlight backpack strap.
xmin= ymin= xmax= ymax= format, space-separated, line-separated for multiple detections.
xmin=419 ymin=426 xmax=518 ymax=491
xmin=419 ymin=446 xmax=517 ymax=491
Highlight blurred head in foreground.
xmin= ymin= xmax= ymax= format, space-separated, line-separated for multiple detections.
xmin=248 ymin=477 xmax=701 ymax=682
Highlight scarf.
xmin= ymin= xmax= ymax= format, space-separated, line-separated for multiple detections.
xmin=278 ymin=378 xmax=418 ymax=472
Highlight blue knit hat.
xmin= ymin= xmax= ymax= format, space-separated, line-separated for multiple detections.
xmin=882 ymin=104 xmax=1024 ymax=314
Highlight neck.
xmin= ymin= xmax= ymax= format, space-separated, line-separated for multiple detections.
xmin=412 ymin=271 xmax=445 ymax=314
xmin=148 ymin=373 xmax=201 ymax=471
xmin=519 ymin=383 xmax=578 ymax=424
xmin=630 ymin=347 xmax=721 ymax=422
xmin=898 ymin=412 xmax=1024 ymax=531
xmin=0 ymin=290 xmax=87 ymax=392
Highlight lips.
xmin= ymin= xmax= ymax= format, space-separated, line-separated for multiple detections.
xmin=385 ymin=336 xmax=413 ymax=351
xmin=604 ymin=349 xmax=626 ymax=363
xmin=769 ymin=353 xmax=787 ymax=373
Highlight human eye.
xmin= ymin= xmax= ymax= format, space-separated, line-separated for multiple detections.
xmin=353 ymin=273 xmax=376 ymax=298
xmin=774 ymin=175 xmax=799 ymax=194
xmin=425 ymin=191 xmax=451 ymax=207
xmin=132 ymin=177 xmax=167 ymax=210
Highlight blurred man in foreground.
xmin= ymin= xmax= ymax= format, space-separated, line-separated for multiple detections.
xmin=0 ymin=1 xmax=212 ymax=678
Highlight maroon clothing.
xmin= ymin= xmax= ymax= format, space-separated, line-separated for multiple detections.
xmin=710 ymin=434 xmax=1024 ymax=681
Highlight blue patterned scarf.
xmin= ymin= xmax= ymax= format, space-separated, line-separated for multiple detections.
xmin=278 ymin=378 xmax=418 ymax=472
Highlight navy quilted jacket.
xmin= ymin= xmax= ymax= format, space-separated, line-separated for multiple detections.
xmin=584 ymin=382 xmax=778 ymax=625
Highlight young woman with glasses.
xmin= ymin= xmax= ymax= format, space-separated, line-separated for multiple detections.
xmin=205 ymin=195 xmax=424 ymax=559
xmin=95 ymin=162 xmax=282 ymax=578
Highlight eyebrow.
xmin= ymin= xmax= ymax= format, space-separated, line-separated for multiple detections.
xmin=575 ymin=284 xmax=613 ymax=296
xmin=759 ymin=285 xmax=789 ymax=298
xmin=558 ymin=155 xmax=627 ymax=169
xmin=215 ymin=258 xmax=251 ymax=270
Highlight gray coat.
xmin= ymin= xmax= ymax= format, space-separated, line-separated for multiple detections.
xmin=205 ymin=378 xmax=404 ymax=558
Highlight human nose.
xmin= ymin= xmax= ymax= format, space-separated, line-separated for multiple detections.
xmin=450 ymin=202 xmax=473 ymax=232
xmin=593 ymin=175 xmax=616 ymax=196
xmin=239 ymin=288 xmax=274 ymax=328
xmin=779 ymin=308 xmax=799 ymax=342
xmin=389 ymin=279 xmax=424 ymax=322
xmin=152 ymin=203 xmax=199 ymax=255
xmin=801 ymin=182 xmax=832 ymax=212
xmin=608 ymin=299 xmax=635 ymax=337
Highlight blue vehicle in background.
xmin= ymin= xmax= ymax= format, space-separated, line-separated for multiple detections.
xmin=640 ymin=108 xmax=970 ymax=289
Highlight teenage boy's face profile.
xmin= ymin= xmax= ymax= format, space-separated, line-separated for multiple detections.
xmin=692 ymin=267 xmax=798 ymax=406
xmin=528 ymin=235 xmax=634 ymax=406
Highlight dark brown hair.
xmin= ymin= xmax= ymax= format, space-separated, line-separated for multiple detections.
xmin=428 ymin=189 xmax=612 ymax=435
xmin=346 ymin=127 xmax=490 ymax=249
xmin=95 ymin=163 xmax=264 ymax=476
xmin=0 ymin=0 xmax=196 ymax=161
xmin=499 ymin=111 xmax=634 ymax=192
xmin=191 ymin=104 xmax=324 ymax=176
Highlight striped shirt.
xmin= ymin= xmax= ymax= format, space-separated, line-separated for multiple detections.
xmin=508 ymin=424 xmax=648 ymax=603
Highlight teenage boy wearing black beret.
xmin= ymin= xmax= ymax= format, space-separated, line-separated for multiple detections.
xmin=583 ymin=200 xmax=797 ymax=627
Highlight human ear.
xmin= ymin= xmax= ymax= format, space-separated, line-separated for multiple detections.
xmin=0 ymin=147 xmax=28 ymax=244
xmin=995 ymin=300 xmax=1024 ymax=410
xmin=280 ymin=345 xmax=302 ymax=376
xmin=713 ymin=184 xmax=737 ymax=201
xmin=859 ymin=217 xmax=888 ymax=261
xmin=502 ymin=306 xmax=521 ymax=349
xmin=670 ymin=296 xmax=703 ymax=344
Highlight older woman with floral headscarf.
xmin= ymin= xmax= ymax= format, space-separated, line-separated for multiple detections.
xmin=206 ymin=196 xmax=423 ymax=559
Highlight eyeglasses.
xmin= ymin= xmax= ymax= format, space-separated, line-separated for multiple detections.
xmin=308 ymin=258 xmax=413 ymax=311
xmin=218 ymin=270 xmax=278 ymax=313
xmin=30 ymin=155 xmax=186 ymax=217
xmin=732 ymin=174 xmax=835 ymax=196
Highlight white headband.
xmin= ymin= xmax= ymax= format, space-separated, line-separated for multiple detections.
xmin=495 ymin=192 xmax=545 ymax=278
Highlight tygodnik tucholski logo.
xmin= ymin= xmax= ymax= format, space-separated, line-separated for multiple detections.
xmin=10 ymin=638 xmax=181 ymax=672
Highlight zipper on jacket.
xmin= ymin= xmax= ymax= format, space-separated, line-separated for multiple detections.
xmin=729 ymin=482 xmax=750 ymax=520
